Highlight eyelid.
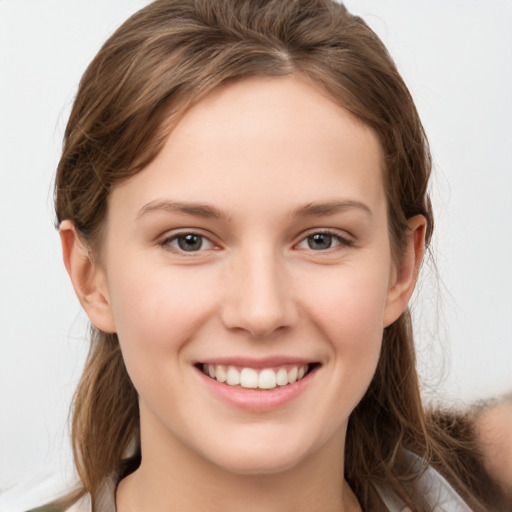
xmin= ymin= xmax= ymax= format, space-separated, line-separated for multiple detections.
xmin=295 ymin=229 xmax=354 ymax=250
xmin=159 ymin=229 xmax=219 ymax=253
xmin=157 ymin=228 xmax=353 ymax=254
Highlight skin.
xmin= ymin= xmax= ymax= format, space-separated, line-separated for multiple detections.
xmin=61 ymin=76 xmax=425 ymax=512
xmin=475 ymin=400 xmax=512 ymax=499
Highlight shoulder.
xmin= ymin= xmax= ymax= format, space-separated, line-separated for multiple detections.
xmin=0 ymin=472 xmax=88 ymax=512
xmin=0 ymin=456 xmax=136 ymax=512
xmin=413 ymin=459 xmax=473 ymax=511
xmin=473 ymin=397 xmax=512 ymax=497
xmin=58 ymin=495 xmax=91 ymax=512
xmin=375 ymin=451 xmax=474 ymax=512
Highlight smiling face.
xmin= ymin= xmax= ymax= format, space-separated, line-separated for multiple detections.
xmin=74 ymin=76 xmax=417 ymax=478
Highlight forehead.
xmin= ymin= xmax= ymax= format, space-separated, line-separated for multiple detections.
xmin=110 ymin=76 xmax=385 ymax=220
xmin=170 ymin=75 xmax=382 ymax=173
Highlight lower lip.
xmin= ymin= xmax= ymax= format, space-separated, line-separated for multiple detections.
xmin=196 ymin=367 xmax=318 ymax=413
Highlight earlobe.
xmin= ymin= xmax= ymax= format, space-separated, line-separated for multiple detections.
xmin=383 ymin=215 xmax=426 ymax=327
xmin=59 ymin=220 xmax=116 ymax=333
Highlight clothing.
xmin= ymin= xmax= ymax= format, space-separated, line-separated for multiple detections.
xmin=374 ymin=451 xmax=473 ymax=512
xmin=0 ymin=454 xmax=473 ymax=512
xmin=83 ymin=451 xmax=473 ymax=511
xmin=68 ymin=460 xmax=474 ymax=512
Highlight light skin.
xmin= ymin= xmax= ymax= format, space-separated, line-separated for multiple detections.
xmin=475 ymin=399 xmax=512 ymax=499
xmin=61 ymin=76 xmax=425 ymax=512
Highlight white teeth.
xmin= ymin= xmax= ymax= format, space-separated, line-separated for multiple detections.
xmin=226 ymin=366 xmax=240 ymax=386
xmin=276 ymin=367 xmax=288 ymax=386
xmin=258 ymin=369 xmax=277 ymax=389
xmin=288 ymin=366 xmax=298 ymax=383
xmin=240 ymin=368 xmax=258 ymax=388
xmin=203 ymin=363 xmax=310 ymax=389
xmin=215 ymin=365 xmax=227 ymax=383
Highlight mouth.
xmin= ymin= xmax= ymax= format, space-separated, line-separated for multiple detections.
xmin=197 ymin=362 xmax=321 ymax=391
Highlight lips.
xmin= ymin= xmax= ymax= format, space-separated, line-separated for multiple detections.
xmin=201 ymin=363 xmax=311 ymax=390
xmin=195 ymin=359 xmax=320 ymax=412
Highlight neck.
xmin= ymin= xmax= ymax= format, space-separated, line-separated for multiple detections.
xmin=116 ymin=421 xmax=360 ymax=512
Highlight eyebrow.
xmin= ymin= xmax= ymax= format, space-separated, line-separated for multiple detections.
xmin=291 ymin=200 xmax=373 ymax=218
xmin=137 ymin=198 xmax=372 ymax=221
xmin=137 ymin=200 xmax=231 ymax=221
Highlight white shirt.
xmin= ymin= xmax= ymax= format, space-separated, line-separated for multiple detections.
xmin=0 ymin=453 xmax=473 ymax=512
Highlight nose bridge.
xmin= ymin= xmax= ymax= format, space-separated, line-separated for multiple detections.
xmin=221 ymin=243 xmax=296 ymax=338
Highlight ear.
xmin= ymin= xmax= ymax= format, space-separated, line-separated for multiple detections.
xmin=59 ymin=220 xmax=116 ymax=333
xmin=383 ymin=215 xmax=426 ymax=327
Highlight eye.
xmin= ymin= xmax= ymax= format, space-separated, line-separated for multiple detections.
xmin=296 ymin=231 xmax=352 ymax=251
xmin=162 ymin=232 xmax=215 ymax=252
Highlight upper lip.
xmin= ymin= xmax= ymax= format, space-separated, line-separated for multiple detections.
xmin=196 ymin=356 xmax=319 ymax=368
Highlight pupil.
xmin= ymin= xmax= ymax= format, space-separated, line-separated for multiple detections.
xmin=178 ymin=234 xmax=202 ymax=251
xmin=308 ymin=233 xmax=332 ymax=250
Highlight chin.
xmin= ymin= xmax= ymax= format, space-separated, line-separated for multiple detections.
xmin=199 ymin=431 xmax=320 ymax=476
xmin=215 ymin=450 xmax=306 ymax=476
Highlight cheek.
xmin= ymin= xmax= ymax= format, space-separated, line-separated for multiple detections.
xmin=283 ymin=263 xmax=389 ymax=441
xmin=298 ymin=262 xmax=389 ymax=395
xmin=300 ymin=261 xmax=390 ymax=343
xmin=106 ymin=263 xmax=219 ymax=374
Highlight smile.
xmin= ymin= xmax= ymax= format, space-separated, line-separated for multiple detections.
xmin=201 ymin=363 xmax=312 ymax=390
xmin=195 ymin=360 xmax=321 ymax=411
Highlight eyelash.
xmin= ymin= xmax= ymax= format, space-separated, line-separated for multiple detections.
xmin=159 ymin=229 xmax=353 ymax=254
xmin=159 ymin=231 xmax=216 ymax=253
xmin=296 ymin=230 xmax=354 ymax=252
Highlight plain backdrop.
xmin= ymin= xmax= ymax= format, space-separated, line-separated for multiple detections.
xmin=1 ymin=0 xmax=511 ymax=491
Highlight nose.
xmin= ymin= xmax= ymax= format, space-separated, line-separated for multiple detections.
xmin=220 ymin=248 xmax=298 ymax=339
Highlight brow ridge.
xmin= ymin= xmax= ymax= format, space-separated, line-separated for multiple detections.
xmin=137 ymin=200 xmax=231 ymax=221
xmin=291 ymin=200 xmax=372 ymax=218
xmin=137 ymin=198 xmax=371 ymax=221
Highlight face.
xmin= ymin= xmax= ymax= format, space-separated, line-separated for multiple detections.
xmin=85 ymin=76 xmax=414 ymax=476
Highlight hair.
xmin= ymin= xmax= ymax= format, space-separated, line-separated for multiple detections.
xmin=49 ymin=0 xmax=503 ymax=510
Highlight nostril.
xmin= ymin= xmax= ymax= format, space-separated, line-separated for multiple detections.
xmin=219 ymin=268 xmax=299 ymax=337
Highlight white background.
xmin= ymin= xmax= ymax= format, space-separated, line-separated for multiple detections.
xmin=1 ymin=0 xmax=511 ymax=491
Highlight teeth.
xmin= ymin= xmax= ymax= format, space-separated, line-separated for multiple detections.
xmin=240 ymin=368 xmax=258 ymax=388
xmin=258 ymin=369 xmax=276 ymax=389
xmin=276 ymin=368 xmax=288 ymax=386
xmin=226 ymin=366 xmax=240 ymax=386
xmin=202 ymin=363 xmax=310 ymax=389
xmin=215 ymin=365 xmax=227 ymax=383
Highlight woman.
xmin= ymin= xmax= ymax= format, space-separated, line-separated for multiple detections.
xmin=12 ymin=0 xmax=510 ymax=510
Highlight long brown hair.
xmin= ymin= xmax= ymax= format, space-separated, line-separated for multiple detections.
xmin=51 ymin=1 xmax=500 ymax=510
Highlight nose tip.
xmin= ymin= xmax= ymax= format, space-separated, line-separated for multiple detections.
xmin=220 ymin=257 xmax=298 ymax=339
xmin=232 ymin=303 xmax=291 ymax=339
